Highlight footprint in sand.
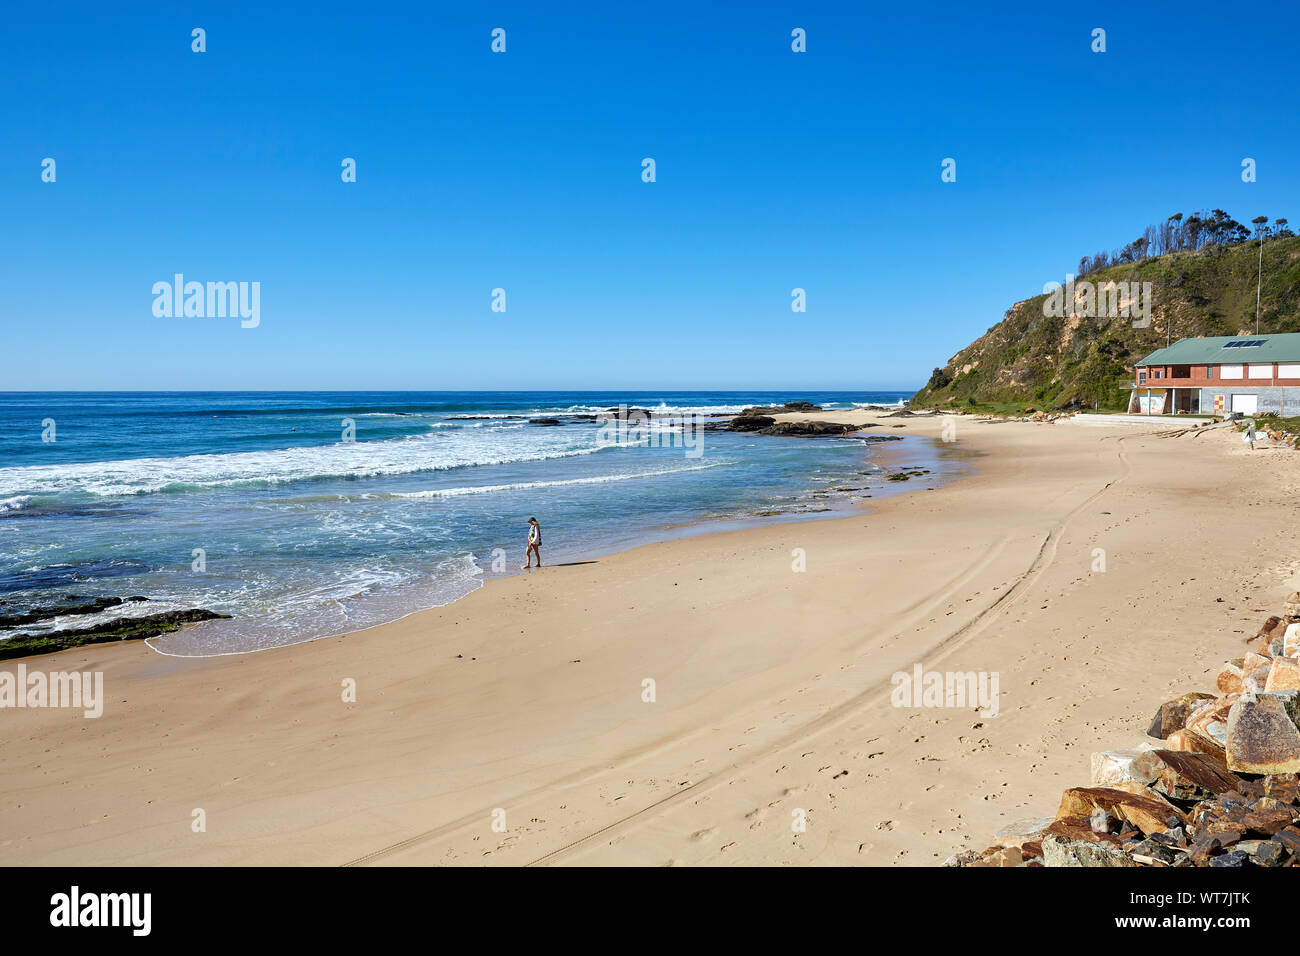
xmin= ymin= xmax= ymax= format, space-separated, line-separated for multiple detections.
xmin=689 ymin=827 xmax=717 ymax=842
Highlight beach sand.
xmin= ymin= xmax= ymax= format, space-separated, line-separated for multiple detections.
xmin=4 ymin=410 xmax=1299 ymax=866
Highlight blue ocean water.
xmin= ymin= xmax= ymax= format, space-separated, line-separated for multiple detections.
xmin=0 ymin=390 xmax=956 ymax=655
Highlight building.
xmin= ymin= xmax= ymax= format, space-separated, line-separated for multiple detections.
xmin=1130 ymin=333 xmax=1300 ymax=416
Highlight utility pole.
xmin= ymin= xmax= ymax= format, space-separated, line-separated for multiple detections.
xmin=1253 ymin=234 xmax=1263 ymax=332
xmin=1252 ymin=216 xmax=1269 ymax=334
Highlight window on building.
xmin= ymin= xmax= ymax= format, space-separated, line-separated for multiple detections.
xmin=1137 ymin=369 xmax=1146 ymax=383
xmin=1221 ymin=364 xmax=1244 ymax=379
xmin=1205 ymin=365 xmax=1214 ymax=379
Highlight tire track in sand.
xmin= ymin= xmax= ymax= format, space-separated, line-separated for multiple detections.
xmin=345 ymin=435 xmax=1133 ymax=867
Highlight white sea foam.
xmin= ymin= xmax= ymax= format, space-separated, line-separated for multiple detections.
xmin=0 ymin=431 xmax=617 ymax=498
xmin=0 ymin=495 xmax=30 ymax=513
xmin=145 ymin=552 xmax=486 ymax=657
xmin=547 ymin=403 xmax=751 ymax=416
xmin=386 ymin=461 xmax=725 ymax=499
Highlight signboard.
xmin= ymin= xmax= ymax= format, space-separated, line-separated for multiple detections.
xmin=1137 ymin=389 xmax=1167 ymax=415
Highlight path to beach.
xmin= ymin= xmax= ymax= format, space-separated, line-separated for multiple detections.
xmin=4 ymin=411 xmax=1299 ymax=865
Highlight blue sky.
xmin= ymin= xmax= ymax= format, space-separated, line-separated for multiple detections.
xmin=3 ymin=1 xmax=1298 ymax=390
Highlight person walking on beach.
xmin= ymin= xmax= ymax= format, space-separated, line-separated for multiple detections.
xmin=1244 ymin=422 xmax=1256 ymax=451
xmin=523 ymin=517 xmax=542 ymax=569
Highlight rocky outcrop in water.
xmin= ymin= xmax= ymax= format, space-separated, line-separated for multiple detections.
xmin=0 ymin=595 xmax=147 ymax=629
xmin=738 ymin=402 xmax=825 ymax=415
xmin=756 ymin=421 xmax=861 ymax=436
xmin=0 ymin=601 xmax=231 ymax=661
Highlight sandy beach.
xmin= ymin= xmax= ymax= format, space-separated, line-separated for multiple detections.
xmin=4 ymin=409 xmax=1298 ymax=866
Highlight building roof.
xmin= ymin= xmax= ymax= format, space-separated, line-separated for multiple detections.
xmin=1135 ymin=333 xmax=1300 ymax=367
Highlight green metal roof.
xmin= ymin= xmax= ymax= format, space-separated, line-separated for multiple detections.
xmin=1135 ymin=333 xmax=1300 ymax=367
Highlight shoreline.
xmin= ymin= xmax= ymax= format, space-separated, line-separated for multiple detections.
xmin=6 ymin=420 xmax=962 ymax=662
xmin=4 ymin=409 xmax=1297 ymax=865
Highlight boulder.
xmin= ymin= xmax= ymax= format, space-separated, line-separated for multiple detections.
xmin=1284 ymin=622 xmax=1300 ymax=658
xmin=1276 ymin=826 xmax=1300 ymax=853
xmin=1164 ymin=728 xmax=1226 ymax=762
xmin=1237 ymin=839 xmax=1284 ymax=866
xmin=1090 ymin=749 xmax=1161 ymax=788
xmin=1217 ymin=654 xmax=1271 ymax=695
xmin=967 ymin=846 xmax=1022 ymax=867
xmin=1186 ymin=696 xmax=1236 ymax=748
xmin=1264 ymin=775 xmax=1300 ymax=804
xmin=991 ymin=817 xmax=1054 ymax=848
xmin=1265 ymin=657 xmax=1300 ymax=693
xmin=1147 ymin=692 xmax=1216 ymax=739
xmin=1041 ymin=819 xmax=1136 ymax=867
xmin=1148 ymin=750 xmax=1244 ymax=801
xmin=1127 ymin=838 xmax=1177 ymax=866
xmin=1240 ymin=805 xmax=1294 ymax=836
xmin=1056 ymin=786 xmax=1183 ymax=836
xmin=1255 ymin=616 xmax=1285 ymax=655
xmin=1225 ymin=693 xmax=1300 ymax=774
xmin=1283 ymin=592 xmax=1300 ymax=621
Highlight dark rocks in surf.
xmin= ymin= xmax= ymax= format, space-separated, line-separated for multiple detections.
xmin=0 ymin=607 xmax=231 ymax=662
xmin=738 ymin=402 xmax=825 ymax=415
xmin=726 ymin=415 xmax=777 ymax=432
xmin=528 ymin=418 xmax=563 ymax=426
xmin=0 ymin=594 xmax=147 ymax=629
xmin=756 ymin=421 xmax=860 ymax=437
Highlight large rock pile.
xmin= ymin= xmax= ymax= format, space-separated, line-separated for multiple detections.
xmin=948 ymin=595 xmax=1300 ymax=867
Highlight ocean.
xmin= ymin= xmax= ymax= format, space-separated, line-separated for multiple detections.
xmin=0 ymin=390 xmax=961 ymax=655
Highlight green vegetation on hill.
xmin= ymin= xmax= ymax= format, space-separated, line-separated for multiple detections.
xmin=913 ymin=219 xmax=1300 ymax=412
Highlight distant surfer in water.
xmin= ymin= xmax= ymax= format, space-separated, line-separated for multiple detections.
xmin=523 ymin=517 xmax=542 ymax=568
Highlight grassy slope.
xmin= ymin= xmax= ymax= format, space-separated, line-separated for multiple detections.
xmin=912 ymin=236 xmax=1300 ymax=411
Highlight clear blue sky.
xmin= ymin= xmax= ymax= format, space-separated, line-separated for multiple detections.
xmin=3 ymin=1 xmax=1297 ymax=390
